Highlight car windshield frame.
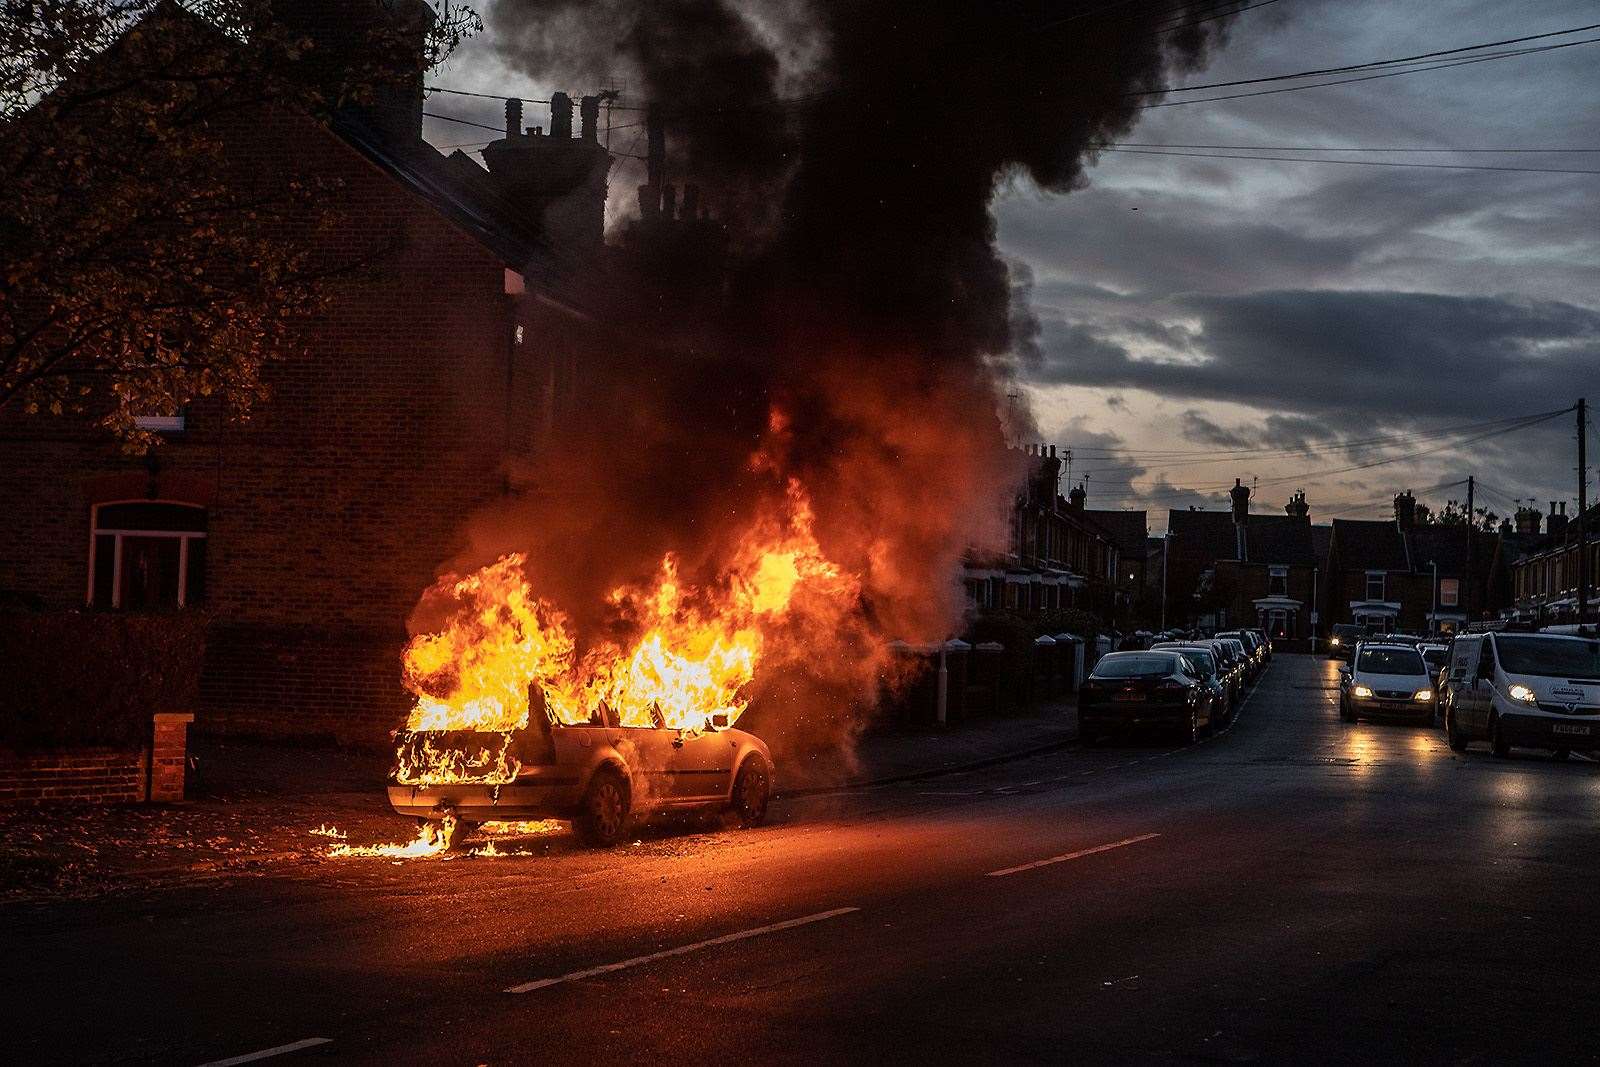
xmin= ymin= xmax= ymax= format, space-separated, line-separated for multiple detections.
xmin=1091 ymin=653 xmax=1179 ymax=679
xmin=1171 ymin=648 xmax=1217 ymax=677
xmin=1356 ymin=647 xmax=1427 ymax=677
xmin=1493 ymin=636 xmax=1600 ymax=679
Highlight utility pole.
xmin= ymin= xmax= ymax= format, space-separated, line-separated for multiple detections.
xmin=1579 ymin=398 xmax=1588 ymax=627
xmin=1160 ymin=531 xmax=1170 ymax=632
xmin=1465 ymin=475 xmax=1475 ymax=624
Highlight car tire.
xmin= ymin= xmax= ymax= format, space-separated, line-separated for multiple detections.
xmin=1552 ymin=748 xmax=1571 ymax=762
xmin=1445 ymin=705 xmax=1469 ymax=752
xmin=574 ymin=766 xmax=631 ymax=848
xmin=1178 ymin=706 xmax=1199 ymax=745
xmin=422 ymin=815 xmax=476 ymax=852
xmin=1339 ymin=696 xmax=1356 ymax=723
xmin=732 ymin=756 xmax=771 ymax=828
xmin=1490 ymin=715 xmax=1512 ymax=759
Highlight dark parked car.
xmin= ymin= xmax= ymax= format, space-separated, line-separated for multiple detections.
xmin=1079 ymin=650 xmax=1216 ymax=745
xmin=1216 ymin=630 xmax=1265 ymax=679
xmin=1246 ymin=628 xmax=1272 ymax=662
xmin=1152 ymin=642 xmax=1234 ymax=725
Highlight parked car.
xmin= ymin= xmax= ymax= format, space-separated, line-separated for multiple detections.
xmin=1216 ymin=635 xmax=1258 ymax=682
xmin=1246 ymin=628 xmax=1272 ymax=662
xmin=387 ymin=710 xmax=774 ymax=848
xmin=1328 ymin=623 xmax=1367 ymax=660
xmin=1079 ymin=650 xmax=1216 ymax=745
xmin=1417 ymin=642 xmax=1450 ymax=715
xmin=1218 ymin=629 xmax=1266 ymax=678
xmin=1442 ymin=632 xmax=1600 ymax=758
xmin=1338 ymin=642 xmax=1434 ymax=724
xmin=1152 ymin=642 xmax=1234 ymax=724
xmin=1208 ymin=639 xmax=1247 ymax=703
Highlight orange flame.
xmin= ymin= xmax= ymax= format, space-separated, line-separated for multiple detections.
xmin=393 ymin=479 xmax=858 ymax=784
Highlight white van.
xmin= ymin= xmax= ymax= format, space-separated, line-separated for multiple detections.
xmin=1443 ymin=632 xmax=1600 ymax=757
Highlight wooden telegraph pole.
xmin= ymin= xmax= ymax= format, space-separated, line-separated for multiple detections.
xmin=1579 ymin=398 xmax=1588 ymax=627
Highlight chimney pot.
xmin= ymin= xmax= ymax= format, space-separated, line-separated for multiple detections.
xmin=505 ymin=97 xmax=523 ymax=140
xmin=579 ymin=94 xmax=600 ymax=142
xmin=550 ymin=92 xmax=573 ymax=139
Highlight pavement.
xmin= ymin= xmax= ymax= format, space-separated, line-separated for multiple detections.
xmin=9 ymin=654 xmax=1600 ymax=1064
xmin=0 ymin=697 xmax=1076 ymax=903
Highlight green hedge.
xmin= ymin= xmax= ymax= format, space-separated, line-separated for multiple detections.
xmin=0 ymin=611 xmax=207 ymax=749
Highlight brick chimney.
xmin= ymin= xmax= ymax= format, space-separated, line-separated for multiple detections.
xmin=481 ymin=92 xmax=614 ymax=249
xmin=1515 ymin=504 xmax=1542 ymax=535
xmin=1230 ymin=479 xmax=1250 ymax=560
xmin=1549 ymin=501 xmax=1570 ymax=539
xmin=1394 ymin=491 xmax=1416 ymax=533
xmin=1284 ymin=489 xmax=1309 ymax=519
xmin=1068 ymin=482 xmax=1086 ymax=511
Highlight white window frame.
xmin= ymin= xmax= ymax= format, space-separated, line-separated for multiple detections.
xmin=1268 ymin=564 xmax=1288 ymax=597
xmin=1365 ymin=570 xmax=1386 ymax=602
xmin=1439 ymin=578 xmax=1460 ymax=608
xmin=87 ymin=500 xmax=207 ymax=609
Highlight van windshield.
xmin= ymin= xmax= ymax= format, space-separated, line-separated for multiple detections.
xmin=1358 ymin=648 xmax=1426 ymax=676
xmin=1495 ymin=636 xmax=1600 ymax=679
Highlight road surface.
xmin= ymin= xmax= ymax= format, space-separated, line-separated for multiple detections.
xmin=10 ymin=654 xmax=1599 ymax=1064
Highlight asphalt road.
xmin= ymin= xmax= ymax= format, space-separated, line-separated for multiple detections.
xmin=10 ymin=654 xmax=1600 ymax=1065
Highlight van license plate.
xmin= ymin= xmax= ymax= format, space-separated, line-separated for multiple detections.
xmin=1551 ymin=724 xmax=1590 ymax=736
xmin=1114 ymin=692 xmax=1144 ymax=702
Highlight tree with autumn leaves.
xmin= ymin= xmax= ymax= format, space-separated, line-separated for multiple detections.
xmin=0 ymin=0 xmax=478 ymax=450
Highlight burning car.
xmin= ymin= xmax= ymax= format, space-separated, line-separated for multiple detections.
xmin=387 ymin=703 xmax=772 ymax=848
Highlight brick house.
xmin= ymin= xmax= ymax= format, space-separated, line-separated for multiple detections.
xmin=1323 ymin=492 xmax=1495 ymax=636
xmin=964 ymin=447 xmax=1121 ymax=618
xmin=0 ymin=7 xmax=619 ymax=742
xmin=1163 ymin=484 xmax=1318 ymax=640
xmin=1505 ymin=501 xmax=1600 ymax=624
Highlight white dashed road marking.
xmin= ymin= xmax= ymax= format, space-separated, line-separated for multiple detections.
xmin=197 ymin=1038 xmax=332 ymax=1066
xmin=504 ymin=907 xmax=862 ymax=993
xmin=986 ymin=832 xmax=1162 ymax=877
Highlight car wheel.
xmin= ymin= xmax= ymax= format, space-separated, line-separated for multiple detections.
xmin=732 ymin=756 xmax=771 ymax=828
xmin=424 ymin=814 xmax=476 ymax=852
xmin=1445 ymin=705 xmax=1469 ymax=752
xmin=1339 ymin=695 xmax=1356 ymax=723
xmin=574 ymin=766 xmax=631 ymax=847
xmin=1179 ymin=706 xmax=1199 ymax=745
xmin=1490 ymin=715 xmax=1512 ymax=759
xmin=1552 ymin=748 xmax=1571 ymax=762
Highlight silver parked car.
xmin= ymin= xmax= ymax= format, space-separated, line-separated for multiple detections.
xmin=388 ymin=711 xmax=774 ymax=848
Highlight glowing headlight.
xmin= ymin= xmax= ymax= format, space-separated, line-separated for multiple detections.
xmin=1352 ymin=685 xmax=1374 ymax=698
xmin=1414 ymin=689 xmax=1433 ymax=702
xmin=1331 ymin=637 xmax=1341 ymax=646
xmin=1507 ymin=683 xmax=1538 ymax=704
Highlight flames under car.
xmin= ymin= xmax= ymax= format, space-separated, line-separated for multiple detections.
xmin=387 ymin=706 xmax=774 ymax=848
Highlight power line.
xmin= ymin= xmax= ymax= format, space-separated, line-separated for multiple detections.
xmin=1102 ymin=142 xmax=1600 ymax=154
xmin=1137 ymin=37 xmax=1600 ymax=109
xmin=421 ymin=109 xmax=503 ymax=134
xmin=1066 ymin=410 xmax=1568 ymax=459
xmin=1100 ymin=147 xmax=1600 ymax=175
xmin=1130 ymin=21 xmax=1600 ymax=96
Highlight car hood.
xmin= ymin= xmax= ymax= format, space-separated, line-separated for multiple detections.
xmin=1353 ymin=671 xmax=1430 ymax=691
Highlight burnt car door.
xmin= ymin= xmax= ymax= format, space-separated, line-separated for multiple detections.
xmin=662 ymin=729 xmax=737 ymax=800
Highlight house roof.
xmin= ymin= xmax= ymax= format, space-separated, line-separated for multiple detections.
xmin=1311 ymin=524 xmax=1332 ymax=567
xmin=332 ymin=112 xmax=542 ymax=270
xmin=1409 ymin=524 xmax=1475 ymax=574
xmin=1166 ymin=509 xmax=1316 ymax=566
xmin=1330 ymin=519 xmax=1410 ymax=571
xmin=1084 ymin=510 xmax=1148 ymax=560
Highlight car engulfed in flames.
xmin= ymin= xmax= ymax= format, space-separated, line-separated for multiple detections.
xmin=371 ymin=481 xmax=851 ymax=851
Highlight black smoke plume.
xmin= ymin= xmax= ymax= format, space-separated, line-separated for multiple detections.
xmin=438 ymin=1 xmax=1240 ymax=753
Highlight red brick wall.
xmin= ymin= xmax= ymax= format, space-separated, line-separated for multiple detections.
xmin=0 ymin=748 xmax=147 ymax=805
xmin=0 ymin=109 xmax=581 ymax=744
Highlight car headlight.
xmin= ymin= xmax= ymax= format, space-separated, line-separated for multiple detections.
xmin=1330 ymin=637 xmax=1340 ymax=646
xmin=1507 ymin=683 xmax=1538 ymax=704
xmin=1413 ymin=689 xmax=1433 ymax=702
xmin=1352 ymin=685 xmax=1374 ymax=698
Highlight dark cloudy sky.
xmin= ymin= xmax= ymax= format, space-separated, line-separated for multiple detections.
xmin=426 ymin=0 xmax=1600 ymax=533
